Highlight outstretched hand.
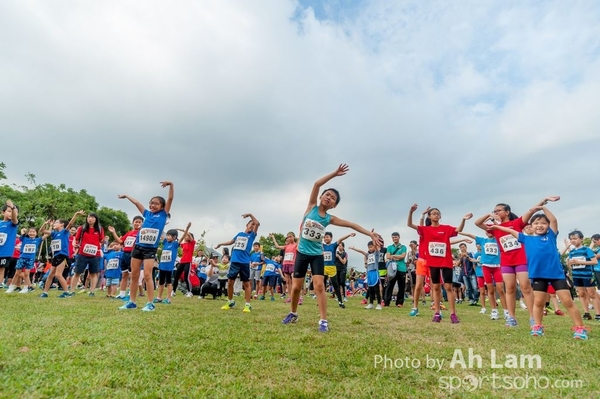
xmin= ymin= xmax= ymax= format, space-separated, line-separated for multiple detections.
xmin=334 ymin=164 xmax=349 ymax=177
xmin=463 ymin=213 xmax=473 ymax=220
xmin=410 ymin=204 xmax=418 ymax=213
xmin=118 ymin=194 xmax=127 ymax=199
xmin=160 ymin=181 xmax=173 ymax=188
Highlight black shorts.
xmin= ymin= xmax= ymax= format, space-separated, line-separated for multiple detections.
xmin=595 ymin=272 xmax=600 ymax=290
xmin=74 ymin=256 xmax=101 ymax=274
xmin=228 ymin=262 xmax=250 ymax=282
xmin=452 ymin=282 xmax=462 ymax=288
xmin=293 ymin=252 xmax=324 ymax=278
xmin=6 ymin=258 xmax=18 ymax=278
xmin=158 ymin=269 xmax=173 ymax=286
xmin=531 ymin=278 xmax=570 ymax=292
xmin=131 ymin=245 xmax=157 ymax=261
xmin=0 ymin=257 xmax=10 ymax=269
xmin=51 ymin=255 xmax=68 ymax=268
xmin=572 ymin=277 xmax=595 ymax=288
xmin=429 ymin=267 xmax=453 ymax=285
xmin=121 ymin=252 xmax=132 ymax=272
xmin=262 ymin=275 xmax=277 ymax=288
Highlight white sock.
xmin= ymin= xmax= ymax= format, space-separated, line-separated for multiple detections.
xmin=319 ymin=319 xmax=328 ymax=324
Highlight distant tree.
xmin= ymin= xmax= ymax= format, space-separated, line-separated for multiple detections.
xmin=258 ymin=232 xmax=286 ymax=259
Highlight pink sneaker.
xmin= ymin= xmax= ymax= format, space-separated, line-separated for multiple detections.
xmin=361 ymin=299 xmax=367 ymax=305
xmin=298 ymin=297 xmax=304 ymax=305
xmin=285 ymin=297 xmax=292 ymax=303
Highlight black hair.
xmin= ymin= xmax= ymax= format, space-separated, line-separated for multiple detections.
xmin=321 ymin=188 xmax=341 ymax=205
xmin=592 ymin=234 xmax=600 ymax=241
xmin=424 ymin=208 xmax=440 ymax=226
xmin=496 ymin=203 xmax=519 ymax=221
xmin=459 ymin=243 xmax=467 ymax=247
xmin=530 ymin=214 xmax=550 ymax=224
xmin=82 ymin=212 xmax=101 ymax=234
xmin=568 ymin=230 xmax=584 ymax=239
xmin=188 ymin=232 xmax=194 ymax=240
xmin=132 ymin=216 xmax=143 ymax=222
xmin=166 ymin=229 xmax=178 ymax=239
xmin=151 ymin=196 xmax=166 ymax=209
xmin=324 ymin=232 xmax=333 ymax=238
xmin=338 ymin=242 xmax=345 ymax=248
xmin=367 ymin=241 xmax=374 ymax=246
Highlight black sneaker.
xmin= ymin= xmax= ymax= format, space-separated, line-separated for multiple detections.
xmin=583 ymin=313 xmax=592 ymax=320
xmin=338 ymin=302 xmax=345 ymax=309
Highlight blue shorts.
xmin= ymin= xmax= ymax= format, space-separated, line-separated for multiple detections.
xmin=572 ymin=277 xmax=595 ymax=288
xmin=367 ymin=270 xmax=379 ymax=287
xmin=262 ymin=275 xmax=277 ymax=287
xmin=17 ymin=258 xmax=35 ymax=271
xmin=74 ymin=256 xmax=101 ymax=274
xmin=121 ymin=252 xmax=132 ymax=272
xmin=228 ymin=262 xmax=250 ymax=282
xmin=106 ymin=277 xmax=120 ymax=286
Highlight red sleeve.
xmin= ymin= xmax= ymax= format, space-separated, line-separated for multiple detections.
xmin=514 ymin=218 xmax=526 ymax=231
xmin=75 ymin=227 xmax=82 ymax=242
xmin=99 ymin=227 xmax=105 ymax=242
xmin=447 ymin=225 xmax=458 ymax=238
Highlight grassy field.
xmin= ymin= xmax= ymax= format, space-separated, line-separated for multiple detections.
xmin=0 ymin=290 xmax=598 ymax=399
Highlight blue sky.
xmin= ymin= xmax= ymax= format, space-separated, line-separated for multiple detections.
xmin=1 ymin=0 xmax=599 ymax=270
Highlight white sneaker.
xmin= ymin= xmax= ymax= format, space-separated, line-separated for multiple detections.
xmin=376 ymin=304 xmax=382 ymax=310
xmin=504 ymin=310 xmax=509 ymax=320
xmin=5 ymin=285 xmax=16 ymax=294
xmin=520 ymin=301 xmax=527 ymax=309
xmin=185 ymin=292 xmax=193 ymax=298
xmin=490 ymin=310 xmax=499 ymax=320
xmin=480 ymin=308 xmax=487 ymax=314
xmin=343 ymin=297 xmax=348 ymax=302
xmin=19 ymin=287 xmax=30 ymax=294
xmin=589 ymin=304 xmax=594 ymax=310
xmin=365 ymin=304 xmax=374 ymax=310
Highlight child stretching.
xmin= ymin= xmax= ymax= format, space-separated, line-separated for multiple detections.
xmin=104 ymin=242 xmax=123 ymax=298
xmin=118 ymin=181 xmax=174 ymax=312
xmin=6 ymin=224 xmax=48 ymax=294
xmin=281 ymin=164 xmax=383 ymax=333
xmin=156 ymin=225 xmax=190 ymax=304
xmin=261 ymin=256 xmax=285 ymax=301
xmin=564 ymin=231 xmax=599 ymax=321
xmin=490 ymin=206 xmax=588 ymax=339
xmin=350 ymin=243 xmax=382 ymax=310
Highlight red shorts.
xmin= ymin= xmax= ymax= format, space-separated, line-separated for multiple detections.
xmin=482 ymin=266 xmax=503 ymax=285
xmin=477 ymin=277 xmax=485 ymax=289
xmin=416 ymin=258 xmax=429 ymax=277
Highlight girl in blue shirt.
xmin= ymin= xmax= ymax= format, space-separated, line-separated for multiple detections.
xmin=490 ymin=206 xmax=588 ymax=340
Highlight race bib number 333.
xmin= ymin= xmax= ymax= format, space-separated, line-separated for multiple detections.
xmin=302 ymin=219 xmax=325 ymax=242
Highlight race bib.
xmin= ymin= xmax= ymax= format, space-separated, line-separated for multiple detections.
xmin=82 ymin=244 xmax=98 ymax=256
xmin=367 ymin=253 xmax=375 ymax=265
xmin=124 ymin=236 xmax=136 ymax=248
xmin=284 ymin=252 xmax=294 ymax=262
xmin=23 ymin=244 xmax=36 ymax=254
xmin=500 ymin=235 xmax=521 ymax=252
xmin=199 ymin=267 xmax=206 ymax=274
xmin=0 ymin=233 xmax=7 ymax=246
xmin=51 ymin=239 xmax=61 ymax=253
xmin=301 ymin=219 xmax=325 ymax=242
xmin=484 ymin=242 xmax=499 ymax=256
xmin=138 ymin=228 xmax=159 ymax=245
xmin=266 ymin=264 xmax=275 ymax=272
xmin=161 ymin=250 xmax=172 ymax=263
xmin=106 ymin=259 xmax=119 ymax=270
xmin=324 ymin=251 xmax=332 ymax=262
xmin=428 ymin=242 xmax=446 ymax=257
xmin=233 ymin=236 xmax=248 ymax=251
xmin=571 ymin=256 xmax=586 ymax=270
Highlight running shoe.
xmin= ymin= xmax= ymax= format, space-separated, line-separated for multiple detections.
xmin=480 ymin=308 xmax=487 ymax=314
xmin=583 ymin=313 xmax=592 ymax=320
xmin=221 ymin=301 xmax=235 ymax=310
xmin=58 ymin=292 xmax=71 ymax=298
xmin=282 ymin=312 xmax=298 ymax=324
xmin=365 ymin=304 xmax=374 ymax=310
xmin=490 ymin=309 xmax=499 ymax=320
xmin=555 ymin=309 xmax=565 ymax=316
xmin=450 ymin=313 xmax=460 ymax=324
xmin=88 ymin=292 xmax=95 ymax=297
xmin=39 ymin=292 xmax=48 ymax=298
xmin=153 ymin=298 xmax=163 ymax=304
xmin=376 ymin=305 xmax=382 ymax=310
xmin=505 ymin=316 xmax=518 ymax=327
xmin=573 ymin=326 xmax=588 ymax=340
xmin=141 ymin=302 xmax=155 ymax=312
xmin=5 ymin=285 xmax=16 ymax=294
xmin=338 ymin=302 xmax=345 ymax=309
xmin=270 ymin=296 xmax=275 ymax=302
xmin=185 ymin=292 xmax=193 ymax=298
xmin=432 ymin=313 xmax=442 ymax=323
xmin=318 ymin=320 xmax=329 ymax=333
xmin=259 ymin=295 xmax=265 ymax=300
xmin=243 ymin=304 xmax=251 ymax=313
xmin=163 ymin=298 xmax=171 ymax=304
xmin=119 ymin=301 xmax=137 ymax=310
xmin=530 ymin=325 xmax=544 ymax=337
xmin=409 ymin=308 xmax=419 ymax=317
xmin=19 ymin=288 xmax=30 ymax=294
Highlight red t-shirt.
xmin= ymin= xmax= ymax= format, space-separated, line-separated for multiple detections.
xmin=76 ymin=226 xmax=105 ymax=258
xmin=68 ymin=235 xmax=75 ymax=258
xmin=282 ymin=243 xmax=298 ymax=266
xmin=417 ymin=224 xmax=458 ymax=268
xmin=180 ymin=240 xmax=196 ymax=264
xmin=120 ymin=230 xmax=138 ymax=253
xmin=12 ymin=237 xmax=21 ymax=258
xmin=492 ymin=218 xmax=527 ymax=266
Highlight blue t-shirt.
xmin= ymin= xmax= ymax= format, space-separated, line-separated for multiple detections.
xmin=159 ymin=239 xmax=179 ymax=272
xmin=230 ymin=231 xmax=257 ymax=264
xmin=197 ymin=264 xmax=207 ymax=280
xmin=323 ymin=243 xmax=338 ymax=266
xmin=137 ymin=209 xmax=169 ymax=249
xmin=263 ymin=258 xmax=281 ymax=277
xmin=366 ymin=250 xmax=380 ymax=272
xmin=50 ymin=229 xmax=70 ymax=257
xmin=250 ymin=251 xmax=264 ymax=270
xmin=473 ymin=252 xmax=484 ymax=277
xmin=475 ymin=236 xmax=500 ymax=266
xmin=568 ymin=246 xmax=596 ymax=279
xmin=0 ymin=220 xmax=18 ymax=257
xmin=104 ymin=250 xmax=123 ymax=279
xmin=518 ymin=229 xmax=563 ymax=280
xmin=20 ymin=236 xmax=42 ymax=260
xmin=298 ymin=206 xmax=331 ymax=256
xmin=593 ymin=248 xmax=600 ymax=273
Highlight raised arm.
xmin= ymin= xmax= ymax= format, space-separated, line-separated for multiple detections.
xmin=458 ymin=232 xmax=476 ymax=240
xmin=305 ymin=165 xmax=349 ymax=213
xmin=38 ymin=220 xmax=51 ymax=236
xmin=269 ymin=234 xmax=286 ymax=250
xmin=455 ymin=213 xmax=473 ymax=233
xmin=540 ymin=206 xmax=558 ymax=233
xmin=215 ymin=239 xmax=235 ymax=249
xmin=560 ymin=239 xmax=572 ymax=256
xmin=107 ymin=226 xmax=122 ymax=244
xmin=407 ymin=204 xmax=419 ymax=230
xmin=329 ymin=216 xmax=383 ymax=249
xmin=6 ymin=200 xmax=18 ymax=224
xmin=66 ymin=210 xmax=85 ymax=230
xmin=242 ymin=213 xmax=260 ymax=233
xmin=521 ymin=196 xmax=560 ymax=224
xmin=336 ymin=232 xmax=356 ymax=245
xmin=474 ymin=213 xmax=497 ymax=231
xmin=160 ymin=181 xmax=174 ymax=214
xmin=348 ymin=246 xmax=367 ymax=257
xmin=451 ymin=237 xmax=473 ymax=245
xmin=118 ymin=194 xmax=145 ymax=214
xmin=181 ymin=222 xmax=192 ymax=242
xmin=489 ymin=225 xmax=518 ymax=239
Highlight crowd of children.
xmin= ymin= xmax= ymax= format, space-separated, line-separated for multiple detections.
xmin=1 ymin=170 xmax=599 ymax=339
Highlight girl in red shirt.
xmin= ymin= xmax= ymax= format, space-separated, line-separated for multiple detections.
xmin=408 ymin=204 xmax=472 ymax=324
xmin=173 ymin=231 xmax=196 ymax=298
xmin=70 ymin=212 xmax=105 ymax=297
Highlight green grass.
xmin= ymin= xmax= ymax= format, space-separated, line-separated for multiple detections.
xmin=1 ymin=291 xmax=599 ymax=398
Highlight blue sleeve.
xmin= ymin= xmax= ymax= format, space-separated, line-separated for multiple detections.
xmin=548 ymin=228 xmax=557 ymax=241
xmin=475 ymin=237 xmax=483 ymax=247
xmin=586 ymin=248 xmax=595 ymax=259
xmin=143 ymin=209 xmax=151 ymax=219
xmin=517 ymin=233 xmax=526 ymax=244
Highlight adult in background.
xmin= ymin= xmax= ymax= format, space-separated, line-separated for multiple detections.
xmin=384 ymin=232 xmax=407 ymax=307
